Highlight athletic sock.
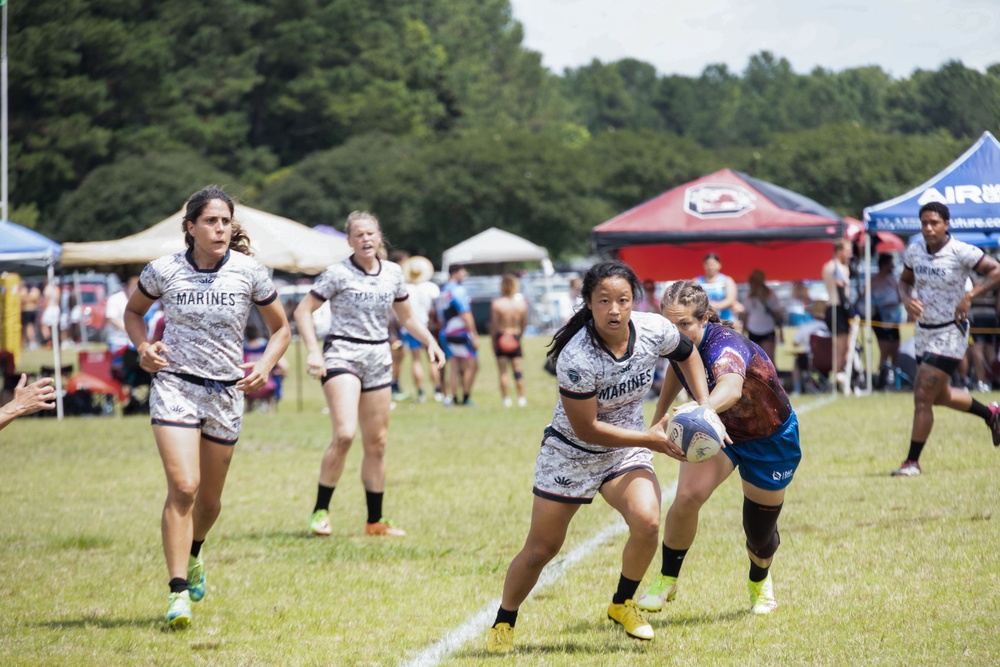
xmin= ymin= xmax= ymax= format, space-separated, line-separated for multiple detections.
xmin=662 ymin=545 xmax=689 ymax=578
xmin=968 ymin=399 xmax=992 ymax=421
xmin=612 ymin=574 xmax=641 ymax=604
xmin=169 ymin=577 xmax=189 ymax=594
xmin=314 ymin=484 xmax=335 ymax=513
xmin=494 ymin=606 xmax=518 ymax=628
xmin=190 ymin=540 xmax=204 ymax=558
xmin=906 ymin=440 xmax=925 ymax=462
xmin=366 ymin=490 xmax=384 ymax=524
xmin=462 ymin=393 xmax=472 ymax=405
xmin=749 ymin=561 xmax=769 ymax=583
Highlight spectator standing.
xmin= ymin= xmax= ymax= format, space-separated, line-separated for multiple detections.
xmin=20 ymin=281 xmax=41 ymax=349
xmin=821 ymin=239 xmax=854 ymax=384
xmin=741 ymin=269 xmax=785 ymax=369
xmin=436 ymin=264 xmax=478 ymax=406
xmin=868 ymin=254 xmax=903 ymax=388
xmin=489 ymin=273 xmax=528 ymax=408
xmin=400 ymin=256 xmax=442 ymax=403
xmin=696 ymin=253 xmax=739 ymax=322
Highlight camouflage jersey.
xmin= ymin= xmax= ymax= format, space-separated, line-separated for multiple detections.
xmin=308 ymin=255 xmax=409 ymax=343
xmin=138 ymin=249 xmax=277 ymax=381
xmin=550 ymin=311 xmax=684 ymax=453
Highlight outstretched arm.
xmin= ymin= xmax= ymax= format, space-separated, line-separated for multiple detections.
xmin=1 ymin=374 xmax=56 ymax=431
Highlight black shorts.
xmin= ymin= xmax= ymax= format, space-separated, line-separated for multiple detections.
xmin=747 ymin=330 xmax=776 ymax=345
xmin=971 ymin=314 xmax=998 ymax=345
xmin=873 ymin=325 xmax=900 ymax=343
xmin=21 ymin=311 xmax=37 ymax=326
xmin=919 ymin=352 xmax=961 ymax=376
xmin=824 ymin=305 xmax=851 ymax=335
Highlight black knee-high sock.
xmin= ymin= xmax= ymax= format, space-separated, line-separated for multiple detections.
xmin=612 ymin=574 xmax=641 ymax=604
xmin=190 ymin=540 xmax=204 ymax=558
xmin=661 ymin=544 xmax=689 ymax=578
xmin=314 ymin=484 xmax=335 ymax=513
xmin=366 ymin=491 xmax=384 ymax=524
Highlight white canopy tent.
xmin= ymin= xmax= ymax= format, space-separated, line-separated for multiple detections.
xmin=61 ymin=205 xmax=350 ymax=274
xmin=441 ymin=227 xmax=550 ymax=274
xmin=441 ymin=227 xmax=561 ymax=332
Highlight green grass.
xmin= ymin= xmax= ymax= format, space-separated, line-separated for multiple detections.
xmin=2 ymin=337 xmax=998 ymax=666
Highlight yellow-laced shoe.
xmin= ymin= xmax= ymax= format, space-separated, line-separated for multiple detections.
xmin=607 ymin=599 xmax=654 ymax=640
xmin=748 ymin=573 xmax=778 ymax=614
xmin=487 ymin=623 xmax=515 ymax=654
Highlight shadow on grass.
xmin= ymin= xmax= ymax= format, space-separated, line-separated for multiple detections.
xmin=34 ymin=615 xmax=162 ymax=631
xmin=458 ymin=640 xmax=651 ymax=659
xmin=648 ymin=609 xmax=747 ymax=626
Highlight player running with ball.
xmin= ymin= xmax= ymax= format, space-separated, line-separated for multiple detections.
xmin=638 ymin=279 xmax=801 ymax=616
xmin=486 ymin=261 xmax=711 ymax=654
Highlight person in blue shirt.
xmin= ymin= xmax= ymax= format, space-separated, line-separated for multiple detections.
xmin=436 ymin=264 xmax=479 ymax=406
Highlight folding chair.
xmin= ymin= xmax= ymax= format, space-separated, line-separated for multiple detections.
xmin=803 ymin=333 xmax=834 ymax=394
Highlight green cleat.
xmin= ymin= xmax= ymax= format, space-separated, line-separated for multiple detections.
xmin=607 ymin=599 xmax=654 ymax=640
xmin=748 ymin=573 xmax=778 ymax=614
xmin=636 ymin=574 xmax=678 ymax=612
xmin=165 ymin=590 xmax=192 ymax=630
xmin=188 ymin=554 xmax=206 ymax=602
xmin=310 ymin=509 xmax=332 ymax=536
xmin=486 ymin=622 xmax=515 ymax=654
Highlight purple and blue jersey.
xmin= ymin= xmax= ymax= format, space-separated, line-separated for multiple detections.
xmin=671 ymin=322 xmax=792 ymax=443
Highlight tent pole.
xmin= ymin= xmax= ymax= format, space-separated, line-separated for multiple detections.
xmin=864 ymin=231 xmax=873 ymax=394
xmin=1 ymin=1 xmax=7 ymax=225
xmin=49 ymin=263 xmax=64 ymax=420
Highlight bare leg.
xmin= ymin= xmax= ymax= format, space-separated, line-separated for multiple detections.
xmin=318 ymin=375 xmax=362 ymax=487
xmin=500 ymin=497 xmax=579 ymax=611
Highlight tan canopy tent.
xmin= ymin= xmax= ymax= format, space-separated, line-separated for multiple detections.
xmin=441 ymin=227 xmax=549 ymax=274
xmin=61 ymin=205 xmax=350 ymax=274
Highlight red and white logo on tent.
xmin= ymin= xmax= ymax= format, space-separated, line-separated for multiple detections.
xmin=685 ymin=184 xmax=757 ymax=219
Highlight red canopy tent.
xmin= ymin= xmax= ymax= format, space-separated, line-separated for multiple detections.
xmin=591 ymin=169 xmax=846 ymax=282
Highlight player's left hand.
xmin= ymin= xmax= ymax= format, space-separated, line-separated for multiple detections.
xmin=237 ymin=361 xmax=270 ymax=393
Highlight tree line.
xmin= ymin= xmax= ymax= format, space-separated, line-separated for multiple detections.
xmin=11 ymin=0 xmax=999 ymax=263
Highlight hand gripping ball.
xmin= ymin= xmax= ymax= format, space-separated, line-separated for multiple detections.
xmin=668 ymin=404 xmax=724 ymax=463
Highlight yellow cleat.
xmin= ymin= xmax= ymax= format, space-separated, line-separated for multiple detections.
xmin=607 ymin=599 xmax=654 ymax=640
xmin=487 ymin=622 xmax=514 ymax=654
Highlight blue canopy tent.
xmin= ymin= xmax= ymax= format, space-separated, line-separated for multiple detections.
xmin=0 ymin=220 xmax=65 ymax=418
xmin=861 ymin=131 xmax=1000 ymax=390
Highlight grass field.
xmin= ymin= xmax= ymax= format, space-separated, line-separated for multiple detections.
xmin=1 ymin=337 xmax=998 ymax=666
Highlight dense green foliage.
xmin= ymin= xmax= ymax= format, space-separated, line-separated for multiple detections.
xmin=9 ymin=1 xmax=1000 ymax=261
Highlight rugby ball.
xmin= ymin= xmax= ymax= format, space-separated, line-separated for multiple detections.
xmin=668 ymin=404 xmax=724 ymax=463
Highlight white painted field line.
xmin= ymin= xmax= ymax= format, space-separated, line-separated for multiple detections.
xmin=400 ymin=479 xmax=678 ymax=667
xmin=401 ymin=397 xmax=833 ymax=667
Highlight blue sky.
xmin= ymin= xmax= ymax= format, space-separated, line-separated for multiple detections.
xmin=507 ymin=0 xmax=1000 ymax=78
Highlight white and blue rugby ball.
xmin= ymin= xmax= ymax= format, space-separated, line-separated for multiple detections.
xmin=668 ymin=404 xmax=724 ymax=463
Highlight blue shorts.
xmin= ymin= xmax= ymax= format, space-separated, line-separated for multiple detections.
xmin=722 ymin=412 xmax=801 ymax=491
xmin=400 ymin=329 xmax=423 ymax=350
